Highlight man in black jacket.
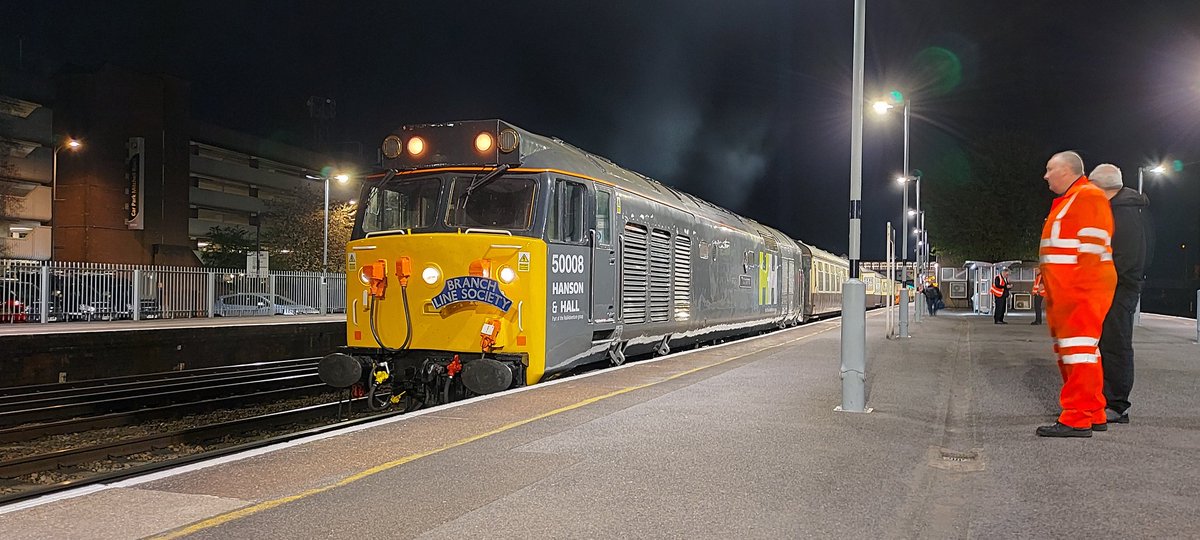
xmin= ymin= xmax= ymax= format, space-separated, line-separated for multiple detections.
xmin=1090 ymin=164 xmax=1151 ymax=424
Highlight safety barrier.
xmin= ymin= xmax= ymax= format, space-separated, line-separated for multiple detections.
xmin=0 ymin=259 xmax=346 ymax=324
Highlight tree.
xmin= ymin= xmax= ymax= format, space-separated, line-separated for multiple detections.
xmin=261 ymin=185 xmax=354 ymax=272
xmin=923 ymin=133 xmax=1050 ymax=264
xmin=199 ymin=226 xmax=256 ymax=268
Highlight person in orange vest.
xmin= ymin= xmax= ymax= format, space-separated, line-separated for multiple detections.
xmin=990 ymin=268 xmax=1012 ymax=324
xmin=1036 ymin=151 xmax=1117 ymax=438
xmin=1030 ymin=267 xmax=1045 ymax=325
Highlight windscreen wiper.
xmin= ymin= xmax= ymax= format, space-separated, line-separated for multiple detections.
xmin=460 ymin=164 xmax=514 ymax=203
xmin=456 ymin=164 xmax=515 ymax=222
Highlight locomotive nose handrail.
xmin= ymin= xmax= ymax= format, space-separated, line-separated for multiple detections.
xmin=464 ymin=228 xmax=513 ymax=235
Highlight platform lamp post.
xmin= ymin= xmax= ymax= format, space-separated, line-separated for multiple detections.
xmin=838 ymin=0 xmax=869 ymax=414
xmin=322 ymin=172 xmax=350 ymax=314
xmin=1133 ymin=164 xmax=1165 ymax=326
xmin=875 ymin=90 xmax=912 ymax=337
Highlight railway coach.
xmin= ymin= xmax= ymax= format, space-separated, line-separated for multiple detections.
xmin=318 ymin=120 xmax=891 ymax=410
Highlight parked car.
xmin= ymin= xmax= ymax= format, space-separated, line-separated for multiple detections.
xmin=1 ymin=287 xmax=27 ymax=323
xmin=214 ymin=293 xmax=320 ymax=317
xmin=1 ymin=277 xmax=61 ymax=322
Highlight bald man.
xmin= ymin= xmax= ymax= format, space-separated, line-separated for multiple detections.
xmin=1036 ymin=151 xmax=1117 ymax=437
xmin=1089 ymin=164 xmax=1151 ymax=424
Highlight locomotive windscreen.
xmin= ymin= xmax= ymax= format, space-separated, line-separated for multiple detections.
xmin=445 ymin=176 xmax=536 ymax=231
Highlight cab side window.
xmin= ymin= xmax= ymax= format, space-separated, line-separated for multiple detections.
xmin=548 ymin=179 xmax=587 ymax=244
xmin=595 ymin=190 xmax=612 ymax=246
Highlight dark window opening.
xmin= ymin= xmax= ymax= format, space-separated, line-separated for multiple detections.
xmin=362 ymin=176 xmax=442 ymax=233
xmin=446 ymin=176 xmax=537 ymax=231
xmin=547 ymin=179 xmax=587 ymax=243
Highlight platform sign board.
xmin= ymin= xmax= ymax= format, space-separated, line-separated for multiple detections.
xmin=247 ymin=250 xmax=269 ymax=278
xmin=125 ymin=137 xmax=145 ymax=230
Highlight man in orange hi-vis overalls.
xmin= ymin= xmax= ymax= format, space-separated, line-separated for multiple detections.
xmin=1036 ymin=151 xmax=1117 ymax=438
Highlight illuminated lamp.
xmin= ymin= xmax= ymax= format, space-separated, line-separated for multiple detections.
xmin=422 ymin=265 xmax=441 ymax=285
xmin=475 ymin=132 xmax=495 ymax=153
xmin=498 ymin=128 xmax=519 ymax=153
xmin=407 ymin=136 xmax=426 ymax=156
xmin=382 ymin=135 xmax=403 ymax=158
xmin=498 ymin=266 xmax=516 ymax=283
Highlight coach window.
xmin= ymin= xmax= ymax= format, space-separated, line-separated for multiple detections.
xmin=595 ymin=190 xmax=612 ymax=246
xmin=547 ymin=179 xmax=587 ymax=244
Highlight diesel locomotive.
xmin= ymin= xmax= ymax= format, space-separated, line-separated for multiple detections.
xmin=318 ymin=120 xmax=893 ymax=410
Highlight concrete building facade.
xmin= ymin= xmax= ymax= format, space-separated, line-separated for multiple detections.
xmin=2 ymin=64 xmax=355 ymax=265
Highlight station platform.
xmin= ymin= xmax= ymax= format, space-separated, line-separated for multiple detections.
xmin=2 ymin=309 xmax=1197 ymax=539
xmin=0 ymin=314 xmax=343 ymax=336
xmin=0 ymin=315 xmax=346 ymax=387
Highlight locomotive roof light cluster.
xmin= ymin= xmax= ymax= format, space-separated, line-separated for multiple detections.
xmin=381 ymin=120 xmax=525 ymax=170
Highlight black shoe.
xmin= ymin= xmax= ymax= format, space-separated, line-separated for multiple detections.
xmin=1106 ymin=409 xmax=1130 ymax=424
xmin=1036 ymin=422 xmax=1092 ymax=438
xmin=1031 ymin=321 xmax=1042 ymax=325
xmin=1092 ymin=422 xmax=1107 ymax=432
xmin=998 ymin=321 xmax=1008 ymax=324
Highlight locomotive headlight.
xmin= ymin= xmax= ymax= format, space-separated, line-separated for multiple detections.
xmin=407 ymin=136 xmax=426 ymax=156
xmin=498 ymin=266 xmax=516 ymax=283
xmin=422 ymin=265 xmax=441 ymax=285
xmin=475 ymin=132 xmax=494 ymax=153
xmin=382 ymin=135 xmax=403 ymax=158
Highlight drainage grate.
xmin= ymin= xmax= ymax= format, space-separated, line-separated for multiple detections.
xmin=940 ymin=450 xmax=978 ymax=462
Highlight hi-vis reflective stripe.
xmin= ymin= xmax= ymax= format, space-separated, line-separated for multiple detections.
xmin=1079 ymin=244 xmax=1109 ymax=255
xmin=1041 ymin=254 xmax=1078 ymax=264
xmin=1058 ymin=336 xmax=1099 ymax=348
xmin=1078 ymin=227 xmax=1111 ymax=243
xmin=1061 ymin=353 xmax=1099 ymax=364
xmin=1040 ymin=238 xmax=1080 ymax=248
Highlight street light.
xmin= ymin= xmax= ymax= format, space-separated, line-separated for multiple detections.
xmin=50 ymin=137 xmax=82 ymax=256
xmin=322 ymin=172 xmax=350 ymax=314
xmin=877 ymin=91 xmax=917 ymax=331
xmin=1137 ymin=164 xmax=1166 ymax=193
xmin=1133 ymin=163 xmax=1166 ymax=326
xmin=52 ymin=138 xmax=82 ymax=202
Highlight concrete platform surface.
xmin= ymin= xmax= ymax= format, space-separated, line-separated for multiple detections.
xmin=1 ymin=309 xmax=1197 ymax=539
xmin=0 ymin=314 xmax=343 ymax=336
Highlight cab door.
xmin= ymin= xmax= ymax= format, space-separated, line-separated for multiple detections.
xmin=590 ymin=187 xmax=617 ymax=322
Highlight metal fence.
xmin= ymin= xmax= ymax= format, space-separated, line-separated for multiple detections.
xmin=1 ymin=259 xmax=346 ymax=324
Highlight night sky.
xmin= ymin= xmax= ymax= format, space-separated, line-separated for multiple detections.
xmin=5 ymin=1 xmax=1200 ymax=277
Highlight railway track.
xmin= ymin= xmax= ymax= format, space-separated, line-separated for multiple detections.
xmin=0 ymin=358 xmax=365 ymax=505
xmin=0 ymin=359 xmax=325 ymax=432
xmin=0 ymin=398 xmax=387 ymax=506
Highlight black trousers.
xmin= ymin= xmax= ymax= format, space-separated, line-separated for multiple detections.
xmin=1032 ymin=294 xmax=1043 ymax=323
xmin=1101 ymin=285 xmax=1139 ymax=414
xmin=993 ymin=294 xmax=1008 ymax=322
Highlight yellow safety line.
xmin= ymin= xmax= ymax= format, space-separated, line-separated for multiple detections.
xmin=152 ymin=324 xmax=837 ymax=539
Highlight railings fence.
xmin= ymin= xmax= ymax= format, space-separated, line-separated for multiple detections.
xmin=0 ymin=259 xmax=346 ymax=324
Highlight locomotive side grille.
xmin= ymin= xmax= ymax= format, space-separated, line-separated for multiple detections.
xmin=673 ymin=234 xmax=691 ymax=321
xmin=648 ymin=229 xmax=672 ymax=322
xmin=621 ymin=223 xmax=648 ymax=323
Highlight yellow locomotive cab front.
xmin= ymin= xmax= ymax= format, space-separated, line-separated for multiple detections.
xmin=344 ymin=233 xmax=547 ymax=387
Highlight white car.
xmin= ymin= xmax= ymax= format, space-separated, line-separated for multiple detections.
xmin=214 ymin=293 xmax=320 ymax=317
